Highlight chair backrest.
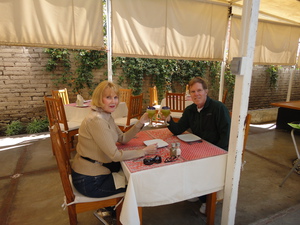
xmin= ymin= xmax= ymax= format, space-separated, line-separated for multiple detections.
xmin=52 ymin=88 xmax=69 ymax=105
xmin=222 ymin=89 xmax=228 ymax=104
xmin=126 ymin=94 xmax=143 ymax=126
xmin=149 ymin=86 xmax=158 ymax=107
xmin=44 ymin=96 xmax=69 ymax=131
xmin=50 ymin=123 xmax=75 ymax=203
xmin=229 ymin=112 xmax=251 ymax=153
xmin=243 ymin=114 xmax=251 ymax=151
xmin=165 ymin=92 xmax=185 ymax=112
xmin=119 ymin=88 xmax=132 ymax=108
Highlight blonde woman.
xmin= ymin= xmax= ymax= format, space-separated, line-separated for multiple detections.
xmin=72 ymin=81 xmax=157 ymax=199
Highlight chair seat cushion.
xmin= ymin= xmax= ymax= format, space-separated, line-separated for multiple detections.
xmin=59 ymin=122 xmax=80 ymax=132
xmin=63 ymin=176 xmax=125 ymax=207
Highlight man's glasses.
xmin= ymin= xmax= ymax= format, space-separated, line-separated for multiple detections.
xmin=164 ymin=156 xmax=178 ymax=163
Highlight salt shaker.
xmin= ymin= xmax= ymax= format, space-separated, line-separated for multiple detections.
xmin=176 ymin=142 xmax=181 ymax=157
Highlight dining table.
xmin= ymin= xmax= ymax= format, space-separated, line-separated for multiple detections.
xmin=270 ymin=100 xmax=300 ymax=130
xmin=118 ymin=128 xmax=228 ymax=225
xmin=64 ymin=100 xmax=128 ymax=124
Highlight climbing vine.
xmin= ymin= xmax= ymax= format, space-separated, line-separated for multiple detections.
xmin=44 ymin=48 xmax=107 ymax=94
xmin=73 ymin=50 xmax=107 ymax=95
xmin=266 ymin=65 xmax=280 ymax=88
xmin=44 ymin=48 xmax=72 ymax=86
xmin=45 ymin=49 xmax=235 ymax=103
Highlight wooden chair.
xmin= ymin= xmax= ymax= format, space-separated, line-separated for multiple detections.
xmin=44 ymin=96 xmax=80 ymax=157
xmin=229 ymin=112 xmax=251 ymax=160
xmin=165 ymin=92 xmax=185 ymax=122
xmin=119 ymin=88 xmax=132 ymax=108
xmin=243 ymin=114 xmax=251 ymax=153
xmin=52 ymin=88 xmax=70 ymax=105
xmin=115 ymin=94 xmax=143 ymax=132
xmin=222 ymin=89 xmax=228 ymax=104
xmin=49 ymin=123 xmax=125 ymax=225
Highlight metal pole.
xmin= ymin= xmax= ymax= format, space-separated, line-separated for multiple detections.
xmin=106 ymin=0 xmax=113 ymax=82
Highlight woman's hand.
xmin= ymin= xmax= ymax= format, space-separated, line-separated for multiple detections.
xmin=143 ymin=143 xmax=158 ymax=155
xmin=139 ymin=112 xmax=150 ymax=125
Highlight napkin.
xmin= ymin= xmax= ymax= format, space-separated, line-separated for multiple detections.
xmin=76 ymin=94 xmax=84 ymax=106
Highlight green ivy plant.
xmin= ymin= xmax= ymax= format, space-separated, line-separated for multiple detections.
xmin=45 ymin=49 xmax=235 ymax=103
xmin=74 ymin=50 xmax=107 ymax=95
xmin=44 ymin=48 xmax=107 ymax=95
xmin=44 ymin=48 xmax=72 ymax=86
xmin=266 ymin=65 xmax=280 ymax=88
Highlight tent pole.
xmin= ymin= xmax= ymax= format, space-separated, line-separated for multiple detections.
xmin=286 ymin=66 xmax=296 ymax=102
xmin=218 ymin=8 xmax=232 ymax=102
xmin=221 ymin=1 xmax=260 ymax=225
xmin=106 ymin=0 xmax=113 ymax=82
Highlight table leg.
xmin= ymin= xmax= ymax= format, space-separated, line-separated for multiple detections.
xmin=138 ymin=207 xmax=143 ymax=225
xmin=206 ymin=192 xmax=217 ymax=225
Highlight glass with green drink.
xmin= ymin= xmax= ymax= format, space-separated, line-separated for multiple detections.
xmin=146 ymin=106 xmax=156 ymax=127
xmin=161 ymin=106 xmax=170 ymax=125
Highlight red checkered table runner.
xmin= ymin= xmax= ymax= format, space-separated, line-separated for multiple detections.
xmin=121 ymin=128 xmax=227 ymax=173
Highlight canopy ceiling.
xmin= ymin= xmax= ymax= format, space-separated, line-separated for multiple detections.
xmin=112 ymin=0 xmax=228 ymax=60
xmin=0 ymin=0 xmax=104 ymax=50
xmin=111 ymin=0 xmax=300 ymax=66
xmin=0 ymin=0 xmax=299 ymax=65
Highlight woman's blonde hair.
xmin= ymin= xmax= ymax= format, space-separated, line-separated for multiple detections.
xmin=91 ymin=81 xmax=119 ymax=108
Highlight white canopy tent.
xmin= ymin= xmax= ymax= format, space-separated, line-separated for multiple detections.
xmin=0 ymin=0 xmax=104 ymax=50
xmin=0 ymin=0 xmax=300 ymax=224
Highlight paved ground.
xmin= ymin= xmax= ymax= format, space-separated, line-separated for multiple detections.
xmin=0 ymin=123 xmax=299 ymax=225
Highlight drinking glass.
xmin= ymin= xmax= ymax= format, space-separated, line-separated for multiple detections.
xmin=161 ymin=106 xmax=170 ymax=125
xmin=146 ymin=106 xmax=156 ymax=127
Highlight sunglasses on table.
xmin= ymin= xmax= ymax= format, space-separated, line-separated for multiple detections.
xmin=143 ymin=155 xmax=162 ymax=165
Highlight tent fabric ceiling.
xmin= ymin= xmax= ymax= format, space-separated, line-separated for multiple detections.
xmin=112 ymin=0 xmax=228 ymax=60
xmin=213 ymin=0 xmax=300 ymax=25
xmin=0 ymin=0 xmax=104 ymax=50
xmin=0 ymin=0 xmax=299 ymax=65
xmin=112 ymin=0 xmax=300 ymax=65
xmin=229 ymin=17 xmax=300 ymax=65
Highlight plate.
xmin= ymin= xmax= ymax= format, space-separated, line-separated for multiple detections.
xmin=76 ymin=104 xmax=88 ymax=108
xmin=177 ymin=133 xmax=201 ymax=142
xmin=144 ymin=139 xmax=169 ymax=148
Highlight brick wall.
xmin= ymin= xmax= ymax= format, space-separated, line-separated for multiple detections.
xmin=0 ymin=46 xmax=299 ymax=135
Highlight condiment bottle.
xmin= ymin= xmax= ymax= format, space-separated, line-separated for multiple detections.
xmin=170 ymin=143 xmax=177 ymax=157
xmin=176 ymin=142 xmax=181 ymax=157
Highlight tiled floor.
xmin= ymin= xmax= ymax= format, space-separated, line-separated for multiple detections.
xmin=0 ymin=123 xmax=299 ymax=225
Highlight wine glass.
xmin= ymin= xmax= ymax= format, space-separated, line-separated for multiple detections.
xmin=161 ymin=106 xmax=170 ymax=125
xmin=146 ymin=106 xmax=156 ymax=127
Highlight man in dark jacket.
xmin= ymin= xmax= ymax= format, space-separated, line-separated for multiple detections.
xmin=165 ymin=76 xmax=231 ymax=214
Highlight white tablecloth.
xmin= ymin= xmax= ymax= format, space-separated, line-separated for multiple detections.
xmin=119 ymin=128 xmax=227 ymax=225
xmin=64 ymin=102 xmax=128 ymax=124
xmin=120 ymin=155 xmax=227 ymax=225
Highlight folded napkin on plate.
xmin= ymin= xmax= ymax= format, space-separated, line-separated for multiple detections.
xmin=76 ymin=94 xmax=84 ymax=106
